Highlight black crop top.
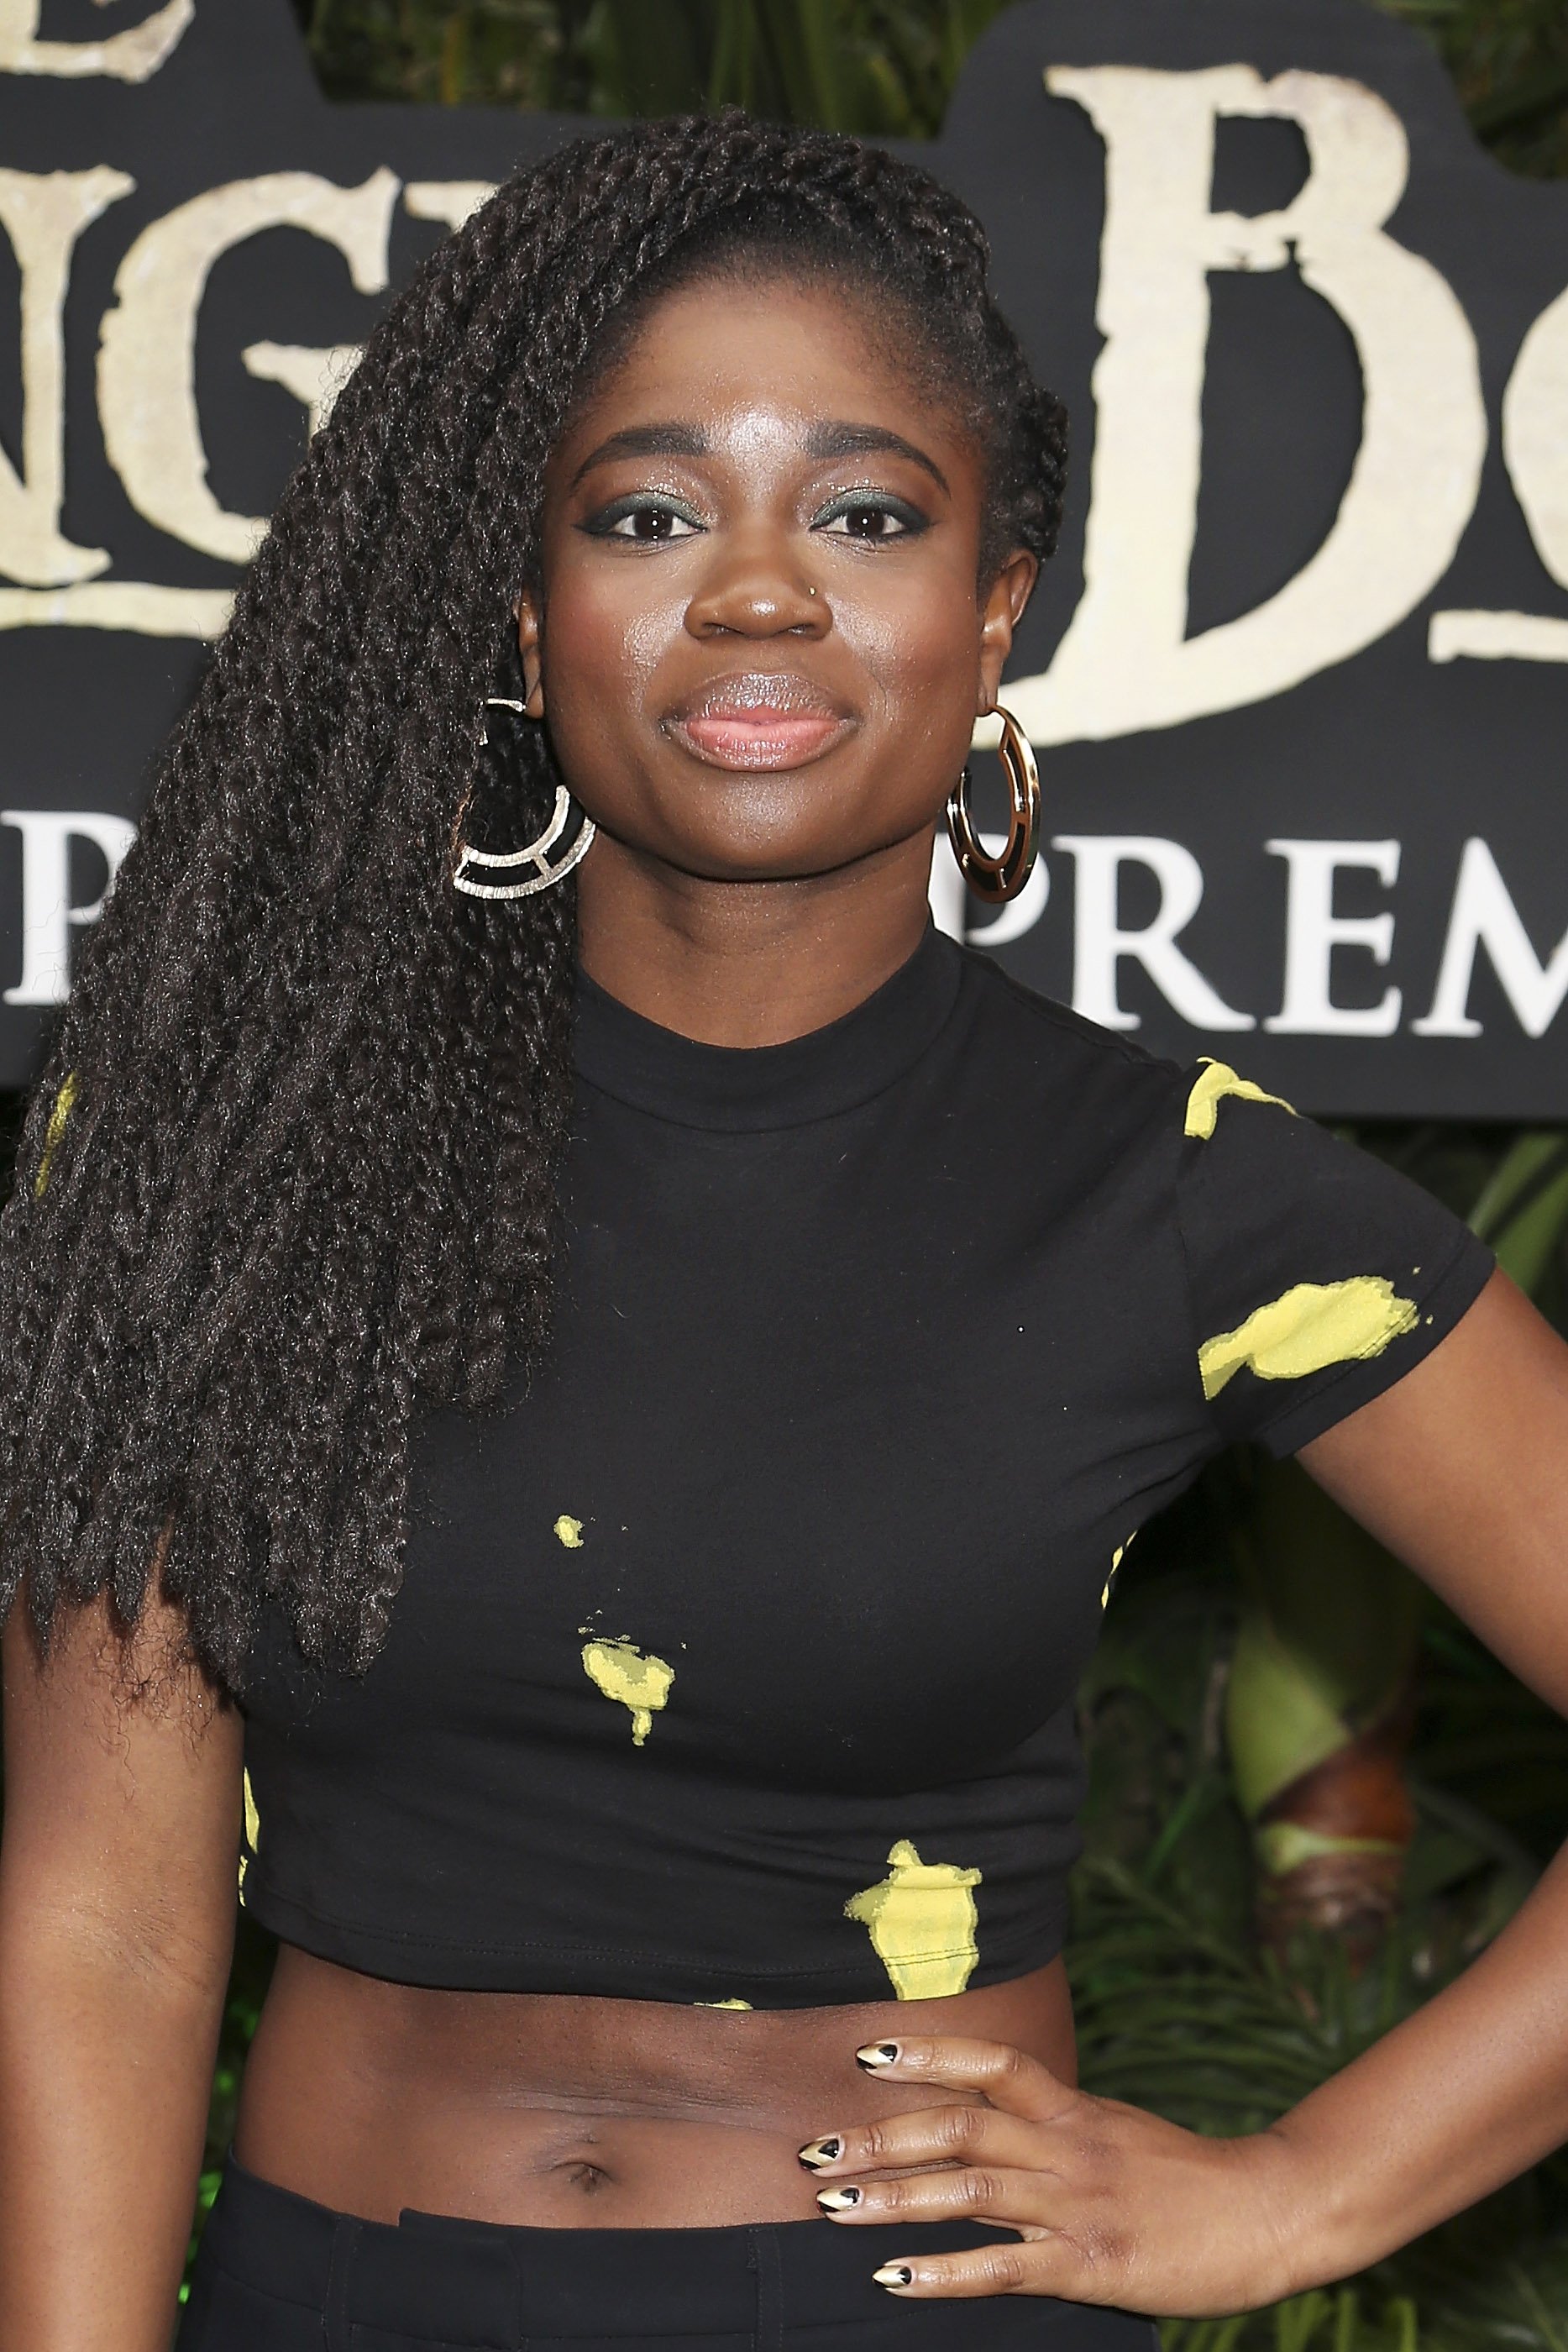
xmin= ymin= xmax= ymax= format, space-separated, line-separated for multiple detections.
xmin=237 ymin=928 xmax=1493 ymax=2007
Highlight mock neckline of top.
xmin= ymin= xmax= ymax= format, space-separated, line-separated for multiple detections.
xmin=572 ymin=921 xmax=963 ymax=1132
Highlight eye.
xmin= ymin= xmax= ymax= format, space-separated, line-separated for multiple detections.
xmin=580 ymin=495 xmax=704 ymax=543
xmin=813 ymin=493 xmax=928 ymax=543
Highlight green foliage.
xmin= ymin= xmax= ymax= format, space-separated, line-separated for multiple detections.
xmin=181 ymin=1918 xmax=274 ymax=2306
xmin=1381 ymin=0 xmax=1568 ymax=178
xmin=1078 ymin=1536 xmax=1568 ymax=2347
xmin=1469 ymin=1132 xmax=1568 ymax=1301
xmin=291 ymin=0 xmax=1020 ymax=131
xmin=290 ymin=0 xmax=1568 ymax=178
xmin=295 ymin=0 xmax=599 ymax=112
xmin=1225 ymin=1457 xmax=1422 ymax=1824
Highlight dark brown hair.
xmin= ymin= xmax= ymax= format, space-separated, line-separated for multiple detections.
xmin=0 ymin=113 xmax=1067 ymax=1690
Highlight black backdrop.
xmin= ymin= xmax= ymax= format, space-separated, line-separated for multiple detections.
xmin=0 ymin=0 xmax=1565 ymax=1114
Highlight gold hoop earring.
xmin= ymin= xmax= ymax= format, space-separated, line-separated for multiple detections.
xmin=945 ymin=701 xmax=1040 ymax=906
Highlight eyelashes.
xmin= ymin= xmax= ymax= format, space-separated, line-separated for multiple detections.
xmin=577 ymin=490 xmax=931 ymax=545
xmin=579 ymin=495 xmax=704 ymax=543
xmin=810 ymin=493 xmax=929 ymax=542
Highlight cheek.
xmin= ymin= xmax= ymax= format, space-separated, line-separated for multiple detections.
xmin=540 ymin=563 xmax=684 ymax=738
xmin=836 ymin=561 xmax=983 ymax=752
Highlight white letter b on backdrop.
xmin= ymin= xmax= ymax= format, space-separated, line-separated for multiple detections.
xmin=1007 ymin=64 xmax=1487 ymax=746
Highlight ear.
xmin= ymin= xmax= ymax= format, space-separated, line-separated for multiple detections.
xmin=516 ymin=587 xmax=546 ymax=718
xmin=976 ymin=549 xmax=1038 ymax=713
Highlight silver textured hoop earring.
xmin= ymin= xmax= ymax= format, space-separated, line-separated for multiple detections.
xmin=452 ymin=697 xmax=597 ymax=901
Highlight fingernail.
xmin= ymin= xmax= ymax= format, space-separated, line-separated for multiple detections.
xmin=816 ymin=2185 xmax=861 ymax=2211
xmin=873 ymin=2264 xmax=913 ymax=2289
xmin=798 ymin=2136 xmax=842 ymax=2169
xmin=855 ymin=2041 xmax=899 ymax=2068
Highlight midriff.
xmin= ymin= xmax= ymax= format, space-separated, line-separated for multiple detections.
xmin=233 ymin=1944 xmax=1077 ymax=2227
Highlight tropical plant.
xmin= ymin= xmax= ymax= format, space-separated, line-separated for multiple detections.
xmin=1221 ymin=1138 xmax=1568 ymax=1959
xmin=1075 ymin=1530 xmax=1568 ymax=2349
xmin=293 ymin=0 xmax=1021 ymax=129
xmin=288 ymin=0 xmax=1568 ymax=172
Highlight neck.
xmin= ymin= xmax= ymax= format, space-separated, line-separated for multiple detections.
xmin=574 ymin=830 xmax=939 ymax=1047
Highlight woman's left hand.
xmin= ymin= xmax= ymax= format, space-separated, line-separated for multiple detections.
xmin=800 ymin=2036 xmax=1308 ymax=2318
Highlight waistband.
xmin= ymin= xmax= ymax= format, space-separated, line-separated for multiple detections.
xmin=198 ymin=2152 xmax=1020 ymax=2346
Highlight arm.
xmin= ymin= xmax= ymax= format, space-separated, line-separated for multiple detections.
xmin=1268 ymin=1268 xmax=1568 ymax=2272
xmin=0 ymin=1570 xmax=244 ymax=2352
xmin=796 ymin=1271 xmax=1568 ymax=2315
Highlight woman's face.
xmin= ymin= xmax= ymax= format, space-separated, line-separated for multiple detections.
xmin=520 ymin=273 xmax=1036 ymax=889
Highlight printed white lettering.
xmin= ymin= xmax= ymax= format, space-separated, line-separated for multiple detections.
xmin=1429 ymin=610 xmax=1568 ymax=663
xmin=97 ymin=170 xmax=400 ymax=564
xmin=404 ymin=181 xmax=497 ymax=232
xmin=241 ymin=339 xmax=364 ymax=438
xmin=1413 ymin=838 xmax=1568 ymax=1038
xmin=0 ymin=0 xmax=191 ymax=81
xmin=0 ymin=167 xmax=134 ymax=586
xmin=1008 ymin=64 xmax=1486 ymax=743
xmin=1428 ymin=287 xmax=1568 ymax=664
xmin=1051 ymin=835 xmax=1253 ymax=1032
xmin=1502 ymin=283 xmax=1568 ymax=595
xmin=2 ymin=810 xmax=136 ymax=1005
xmin=927 ymin=842 xmax=966 ymax=943
xmin=1265 ymin=838 xmax=1402 ymax=1036
xmin=0 ymin=582 xmax=233 ymax=635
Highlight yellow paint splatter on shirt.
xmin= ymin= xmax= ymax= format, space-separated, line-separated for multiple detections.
xmin=238 ymin=1767 xmax=260 ymax=1900
xmin=1184 ymin=1060 xmax=1295 ymax=1141
xmin=34 ymin=1069 xmax=77 ymax=1199
xmin=554 ymin=1515 xmax=585 ymax=1548
xmin=845 ymin=1839 xmax=982 ymax=2001
xmin=1198 ymin=1276 xmax=1419 ymax=1400
xmin=695 ymin=1998 xmax=754 ymax=2009
xmin=581 ymin=1638 xmax=674 ymax=1746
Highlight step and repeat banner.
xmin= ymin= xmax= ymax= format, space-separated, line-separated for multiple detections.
xmin=0 ymin=0 xmax=1564 ymax=1114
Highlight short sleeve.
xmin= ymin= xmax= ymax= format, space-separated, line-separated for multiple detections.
xmin=1175 ymin=1061 xmax=1496 ymax=1458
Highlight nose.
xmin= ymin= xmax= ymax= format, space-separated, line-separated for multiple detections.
xmin=683 ymin=523 xmax=828 ymax=641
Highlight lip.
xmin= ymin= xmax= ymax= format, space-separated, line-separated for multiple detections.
xmin=665 ymin=670 xmax=856 ymax=773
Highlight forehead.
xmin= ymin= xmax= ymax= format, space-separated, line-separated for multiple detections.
xmin=553 ymin=276 xmax=978 ymax=475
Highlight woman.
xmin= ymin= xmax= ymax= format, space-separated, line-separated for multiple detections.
xmin=2 ymin=111 xmax=1567 ymax=2352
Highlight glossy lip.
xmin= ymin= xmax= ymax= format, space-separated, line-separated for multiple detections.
xmin=664 ymin=670 xmax=856 ymax=773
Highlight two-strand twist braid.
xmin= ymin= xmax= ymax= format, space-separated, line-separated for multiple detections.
xmin=0 ymin=114 xmax=1067 ymax=1688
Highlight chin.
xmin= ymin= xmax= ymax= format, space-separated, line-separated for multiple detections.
xmin=608 ymin=807 xmax=853 ymax=884
xmin=665 ymin=841 xmax=850 ymax=885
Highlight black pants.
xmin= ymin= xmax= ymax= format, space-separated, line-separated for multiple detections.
xmin=178 ymin=2154 xmax=1160 ymax=2351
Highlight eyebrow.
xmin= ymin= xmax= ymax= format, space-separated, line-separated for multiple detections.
xmin=568 ymin=418 xmax=951 ymax=496
xmin=805 ymin=422 xmax=950 ymax=495
xmin=569 ymin=424 xmax=708 ymax=488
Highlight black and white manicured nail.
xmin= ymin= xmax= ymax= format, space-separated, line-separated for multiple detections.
xmin=854 ymin=2041 xmax=899 ymax=2069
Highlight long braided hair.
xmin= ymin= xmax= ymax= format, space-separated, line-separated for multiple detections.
xmin=0 ymin=115 xmax=1067 ymax=1692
